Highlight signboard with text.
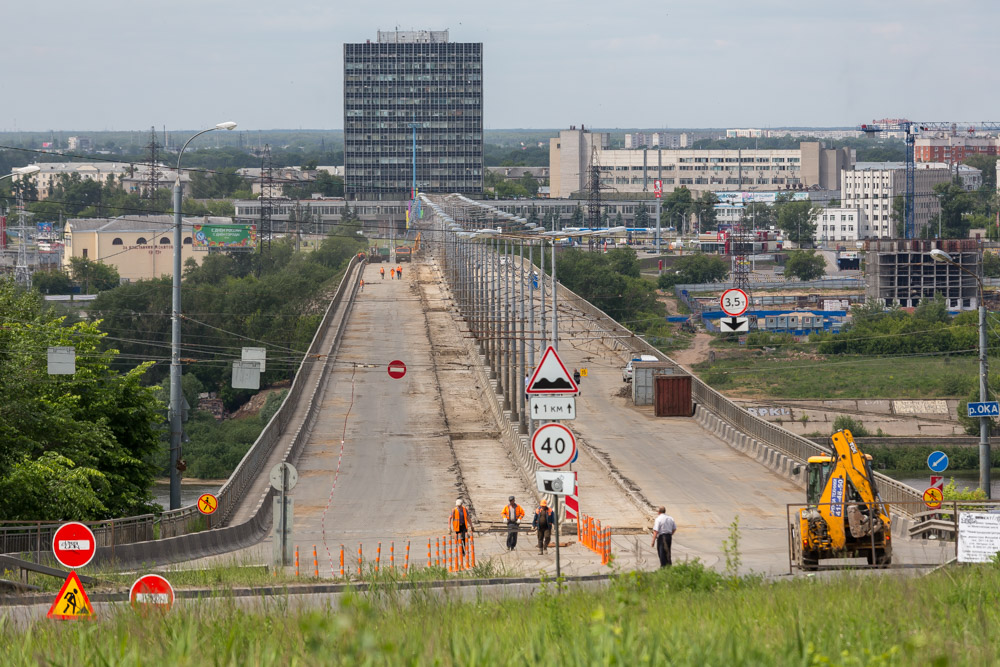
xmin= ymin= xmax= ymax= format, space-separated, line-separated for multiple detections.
xmin=192 ymin=224 xmax=258 ymax=249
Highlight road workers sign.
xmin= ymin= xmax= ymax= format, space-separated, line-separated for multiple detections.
xmin=47 ymin=571 xmax=94 ymax=620
xmin=526 ymin=346 xmax=578 ymax=394
xmin=923 ymin=487 xmax=944 ymax=509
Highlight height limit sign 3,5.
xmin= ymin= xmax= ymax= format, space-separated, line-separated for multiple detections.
xmin=720 ymin=288 xmax=748 ymax=317
xmin=531 ymin=423 xmax=577 ymax=469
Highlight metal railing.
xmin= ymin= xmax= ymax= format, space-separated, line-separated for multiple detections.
xmin=0 ymin=515 xmax=154 ymax=561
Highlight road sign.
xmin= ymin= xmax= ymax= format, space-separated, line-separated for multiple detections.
xmin=269 ymin=462 xmax=298 ymax=492
xmin=564 ymin=472 xmax=579 ymax=520
xmin=654 ymin=179 xmax=662 ymax=198
xmin=720 ymin=289 xmax=748 ymax=317
xmin=52 ymin=522 xmax=96 ymax=569
xmin=47 ymin=571 xmax=94 ymax=620
xmin=530 ymin=396 xmax=576 ymax=420
xmin=531 ymin=423 xmax=577 ymax=468
xmin=526 ymin=346 xmax=579 ymax=394
xmin=719 ymin=316 xmax=749 ymax=333
xmin=197 ymin=493 xmax=218 ymax=515
xmin=387 ymin=360 xmax=407 ymax=379
xmin=535 ymin=470 xmax=575 ymax=496
xmin=930 ymin=475 xmax=944 ymax=491
xmin=580 ymin=368 xmax=588 ymax=378
xmin=927 ymin=450 xmax=950 ymax=473
xmin=923 ymin=487 xmax=944 ymax=509
xmin=967 ymin=401 xmax=1000 ymax=417
xmin=130 ymin=574 xmax=175 ymax=614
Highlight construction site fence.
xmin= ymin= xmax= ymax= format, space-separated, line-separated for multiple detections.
xmin=673 ymin=277 xmax=863 ymax=294
xmin=549 ymin=273 xmax=923 ymax=517
xmin=578 ymin=514 xmax=612 ymax=565
xmin=294 ymin=535 xmax=478 ymax=580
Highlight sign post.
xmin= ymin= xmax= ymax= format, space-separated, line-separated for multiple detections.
xmin=270 ymin=462 xmax=298 ymax=566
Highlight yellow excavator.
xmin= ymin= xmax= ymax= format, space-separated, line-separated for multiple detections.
xmin=791 ymin=429 xmax=892 ymax=570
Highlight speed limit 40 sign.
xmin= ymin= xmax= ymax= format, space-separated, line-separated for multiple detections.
xmin=531 ymin=423 xmax=577 ymax=469
xmin=720 ymin=288 xmax=748 ymax=317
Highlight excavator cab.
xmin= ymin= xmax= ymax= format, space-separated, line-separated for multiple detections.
xmin=805 ymin=455 xmax=834 ymax=506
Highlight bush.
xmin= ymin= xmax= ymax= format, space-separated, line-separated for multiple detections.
xmin=832 ymin=415 xmax=869 ymax=437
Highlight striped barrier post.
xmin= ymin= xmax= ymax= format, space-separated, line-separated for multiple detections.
xmin=448 ymin=535 xmax=454 ymax=572
xmin=340 ymin=545 xmax=345 ymax=578
xmin=295 ymin=546 xmax=299 ymax=578
xmin=376 ymin=542 xmax=381 ymax=573
xmin=405 ymin=540 xmax=410 ymax=575
xmin=428 ymin=538 xmax=432 ymax=568
xmin=358 ymin=543 xmax=363 ymax=577
xmin=390 ymin=541 xmax=395 ymax=570
xmin=470 ymin=534 xmax=476 ymax=569
xmin=436 ymin=537 xmax=440 ymax=567
xmin=312 ymin=545 xmax=318 ymax=578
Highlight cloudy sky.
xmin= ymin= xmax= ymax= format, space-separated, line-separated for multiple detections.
xmin=2 ymin=0 xmax=995 ymax=131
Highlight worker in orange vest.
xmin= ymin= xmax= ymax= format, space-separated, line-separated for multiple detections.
xmin=390 ymin=267 xmax=396 ymax=280
xmin=532 ymin=499 xmax=555 ymax=555
xmin=380 ymin=266 xmax=385 ymax=280
xmin=396 ymin=264 xmax=403 ymax=279
xmin=501 ymin=495 xmax=525 ymax=551
xmin=450 ymin=499 xmax=472 ymax=557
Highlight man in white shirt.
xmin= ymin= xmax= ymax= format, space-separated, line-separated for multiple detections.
xmin=651 ymin=506 xmax=677 ymax=568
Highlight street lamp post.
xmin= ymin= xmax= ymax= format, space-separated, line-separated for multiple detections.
xmin=170 ymin=122 xmax=236 ymax=510
xmin=931 ymin=248 xmax=990 ymax=498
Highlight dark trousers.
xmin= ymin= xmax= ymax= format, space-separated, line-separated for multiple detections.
xmin=656 ymin=533 xmax=673 ymax=567
xmin=455 ymin=531 xmax=467 ymax=556
xmin=536 ymin=527 xmax=552 ymax=552
xmin=506 ymin=523 xmax=519 ymax=550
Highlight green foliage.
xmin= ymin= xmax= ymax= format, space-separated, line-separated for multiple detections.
xmin=31 ymin=269 xmax=74 ymax=294
xmin=189 ymin=168 xmax=251 ymax=199
xmin=0 ymin=279 xmax=163 ymax=520
xmin=866 ymin=445 xmax=1000 ymax=473
xmin=943 ymin=477 xmax=988 ymax=501
xmin=775 ymin=200 xmax=819 ymax=246
xmin=934 ymin=178 xmax=975 ymax=239
xmin=570 ymin=205 xmax=584 ymax=226
xmin=658 ymin=253 xmax=729 ymax=289
xmin=69 ymin=256 xmax=120 ymax=293
xmin=984 ymin=252 xmax=1000 ymax=278
xmin=913 ymin=292 xmax=950 ymax=324
xmin=783 ymin=249 xmax=826 ymax=281
xmin=634 ymin=202 xmax=650 ymax=227
xmin=721 ymin=515 xmax=742 ymax=579
xmin=832 ymin=415 xmax=869 ymax=437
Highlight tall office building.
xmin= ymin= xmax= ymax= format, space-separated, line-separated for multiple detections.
xmin=344 ymin=30 xmax=483 ymax=200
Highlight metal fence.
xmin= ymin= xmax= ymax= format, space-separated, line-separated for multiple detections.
xmin=0 ymin=515 xmax=154 ymax=561
xmin=674 ymin=277 xmax=864 ymax=293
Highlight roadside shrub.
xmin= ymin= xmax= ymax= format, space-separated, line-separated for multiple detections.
xmin=832 ymin=415 xmax=869 ymax=437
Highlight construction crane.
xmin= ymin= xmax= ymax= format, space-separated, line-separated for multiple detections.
xmin=858 ymin=120 xmax=1000 ymax=239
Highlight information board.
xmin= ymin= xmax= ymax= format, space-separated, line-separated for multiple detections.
xmin=957 ymin=512 xmax=1000 ymax=563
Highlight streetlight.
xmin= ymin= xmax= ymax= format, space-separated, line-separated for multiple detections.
xmin=169 ymin=121 xmax=236 ymax=510
xmin=0 ymin=164 xmax=42 ymax=183
xmin=930 ymin=247 xmax=990 ymax=498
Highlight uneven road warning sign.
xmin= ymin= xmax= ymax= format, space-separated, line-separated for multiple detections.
xmin=526 ymin=346 xmax=578 ymax=394
xmin=198 ymin=493 xmax=218 ymax=515
xmin=47 ymin=571 xmax=94 ymax=620
xmin=130 ymin=574 xmax=175 ymax=615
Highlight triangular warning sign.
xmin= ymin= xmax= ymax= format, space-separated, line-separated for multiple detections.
xmin=47 ymin=571 xmax=95 ymax=620
xmin=526 ymin=346 xmax=579 ymax=394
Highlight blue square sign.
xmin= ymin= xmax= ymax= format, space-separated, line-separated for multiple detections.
xmin=967 ymin=402 xmax=1000 ymax=418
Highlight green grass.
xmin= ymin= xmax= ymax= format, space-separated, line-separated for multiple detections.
xmin=696 ymin=352 xmax=981 ymax=399
xmin=2 ymin=562 xmax=999 ymax=664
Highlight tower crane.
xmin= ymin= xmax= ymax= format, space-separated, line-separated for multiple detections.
xmin=858 ymin=120 xmax=1000 ymax=239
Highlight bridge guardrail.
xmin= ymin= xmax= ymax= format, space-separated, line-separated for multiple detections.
xmin=0 ymin=515 xmax=154 ymax=562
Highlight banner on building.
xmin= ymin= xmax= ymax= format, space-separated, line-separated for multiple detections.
xmin=192 ymin=224 xmax=258 ymax=250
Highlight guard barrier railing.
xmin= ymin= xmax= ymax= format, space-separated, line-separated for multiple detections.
xmin=0 ymin=515 xmax=154 ymax=561
xmin=578 ymin=514 xmax=611 ymax=565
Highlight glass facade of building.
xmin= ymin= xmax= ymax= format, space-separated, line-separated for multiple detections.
xmin=343 ymin=32 xmax=483 ymax=199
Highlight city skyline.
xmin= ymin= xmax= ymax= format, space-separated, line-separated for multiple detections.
xmin=2 ymin=0 xmax=996 ymax=132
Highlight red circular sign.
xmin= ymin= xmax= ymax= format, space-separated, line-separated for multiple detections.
xmin=52 ymin=522 xmax=97 ymax=569
xmin=197 ymin=493 xmax=218 ymax=515
xmin=531 ymin=423 xmax=577 ymax=469
xmin=720 ymin=288 xmax=749 ymax=317
xmin=130 ymin=574 xmax=175 ymax=614
xmin=387 ymin=360 xmax=407 ymax=379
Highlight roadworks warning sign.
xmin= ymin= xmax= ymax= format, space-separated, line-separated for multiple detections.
xmin=47 ymin=571 xmax=95 ymax=620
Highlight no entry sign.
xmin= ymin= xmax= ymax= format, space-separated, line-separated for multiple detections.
xmin=52 ymin=522 xmax=96 ymax=569
xmin=130 ymin=574 xmax=175 ymax=614
xmin=387 ymin=360 xmax=406 ymax=379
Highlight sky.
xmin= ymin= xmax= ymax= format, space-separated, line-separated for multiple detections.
xmin=2 ymin=0 xmax=997 ymax=132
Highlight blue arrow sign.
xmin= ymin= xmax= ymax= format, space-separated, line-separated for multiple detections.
xmin=927 ymin=450 xmax=949 ymax=473
xmin=967 ymin=401 xmax=1000 ymax=418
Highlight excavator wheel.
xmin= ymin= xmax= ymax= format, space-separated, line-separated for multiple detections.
xmin=866 ymin=547 xmax=892 ymax=568
xmin=791 ymin=523 xmax=819 ymax=571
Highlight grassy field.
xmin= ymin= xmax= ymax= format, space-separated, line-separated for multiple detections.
xmin=695 ymin=352 xmax=982 ymax=399
xmin=2 ymin=562 xmax=998 ymax=665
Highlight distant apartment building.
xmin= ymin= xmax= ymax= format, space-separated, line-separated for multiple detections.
xmin=624 ymin=132 xmax=680 ymax=149
xmin=12 ymin=162 xmax=192 ymax=200
xmin=549 ymin=127 xmax=853 ymax=198
xmin=343 ymin=30 xmax=483 ymax=199
xmin=67 ymin=136 xmax=92 ymax=151
xmin=841 ymin=162 xmax=981 ymax=239
xmin=816 ymin=206 xmax=862 ymax=245
xmin=726 ymin=129 xmax=766 ymax=139
xmin=915 ymin=133 xmax=999 ymax=165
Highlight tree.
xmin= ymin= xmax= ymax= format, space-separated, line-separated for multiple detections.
xmin=934 ymin=179 xmax=974 ymax=239
xmin=776 ymin=200 xmax=819 ymax=247
xmin=657 ymin=254 xmax=729 ymax=289
xmin=984 ymin=251 xmax=1000 ymax=278
xmin=663 ymin=187 xmax=694 ymax=232
xmin=32 ymin=270 xmax=74 ymax=294
xmin=784 ymin=250 xmax=826 ymax=281
xmin=519 ymin=173 xmax=539 ymax=196
xmin=891 ymin=194 xmax=905 ymax=238
xmin=634 ymin=202 xmax=650 ymax=227
xmin=914 ymin=292 xmax=950 ymax=324
xmin=614 ymin=211 xmax=623 ymax=228
xmin=694 ymin=191 xmax=720 ymax=232
xmin=69 ymin=257 xmax=120 ymax=293
xmin=964 ymin=154 xmax=1000 ymax=190
xmin=570 ymin=205 xmax=584 ymax=227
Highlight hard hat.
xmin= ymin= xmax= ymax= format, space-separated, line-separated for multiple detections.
xmin=456 ymin=499 xmax=463 ymax=506
xmin=509 ymin=495 xmax=515 ymax=501
xmin=540 ymin=499 xmax=547 ymax=506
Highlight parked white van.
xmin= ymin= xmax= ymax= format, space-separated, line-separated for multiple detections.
xmin=622 ymin=355 xmax=659 ymax=382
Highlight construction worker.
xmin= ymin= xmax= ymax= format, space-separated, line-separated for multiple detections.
xmin=396 ymin=264 xmax=403 ymax=279
xmin=390 ymin=267 xmax=396 ymax=280
xmin=380 ymin=266 xmax=385 ymax=280
xmin=532 ymin=499 xmax=555 ymax=555
xmin=360 ymin=278 xmax=364 ymax=292
xmin=501 ymin=495 xmax=525 ymax=551
xmin=450 ymin=499 xmax=471 ymax=557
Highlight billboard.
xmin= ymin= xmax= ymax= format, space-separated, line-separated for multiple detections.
xmin=192 ymin=224 xmax=258 ymax=249
xmin=714 ymin=192 xmax=810 ymax=206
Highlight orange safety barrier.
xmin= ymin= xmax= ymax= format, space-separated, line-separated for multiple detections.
xmin=340 ymin=545 xmax=345 ymax=578
xmin=390 ymin=541 xmax=395 ymax=570
xmin=358 ymin=543 xmax=363 ymax=577
xmin=405 ymin=540 xmax=411 ymax=575
xmin=428 ymin=538 xmax=432 ymax=568
xmin=447 ymin=535 xmax=454 ymax=572
xmin=312 ymin=546 xmax=319 ymax=578
xmin=470 ymin=533 xmax=476 ymax=569
xmin=436 ymin=537 xmax=441 ymax=567
xmin=376 ymin=542 xmax=382 ymax=573
xmin=295 ymin=546 xmax=300 ymax=578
